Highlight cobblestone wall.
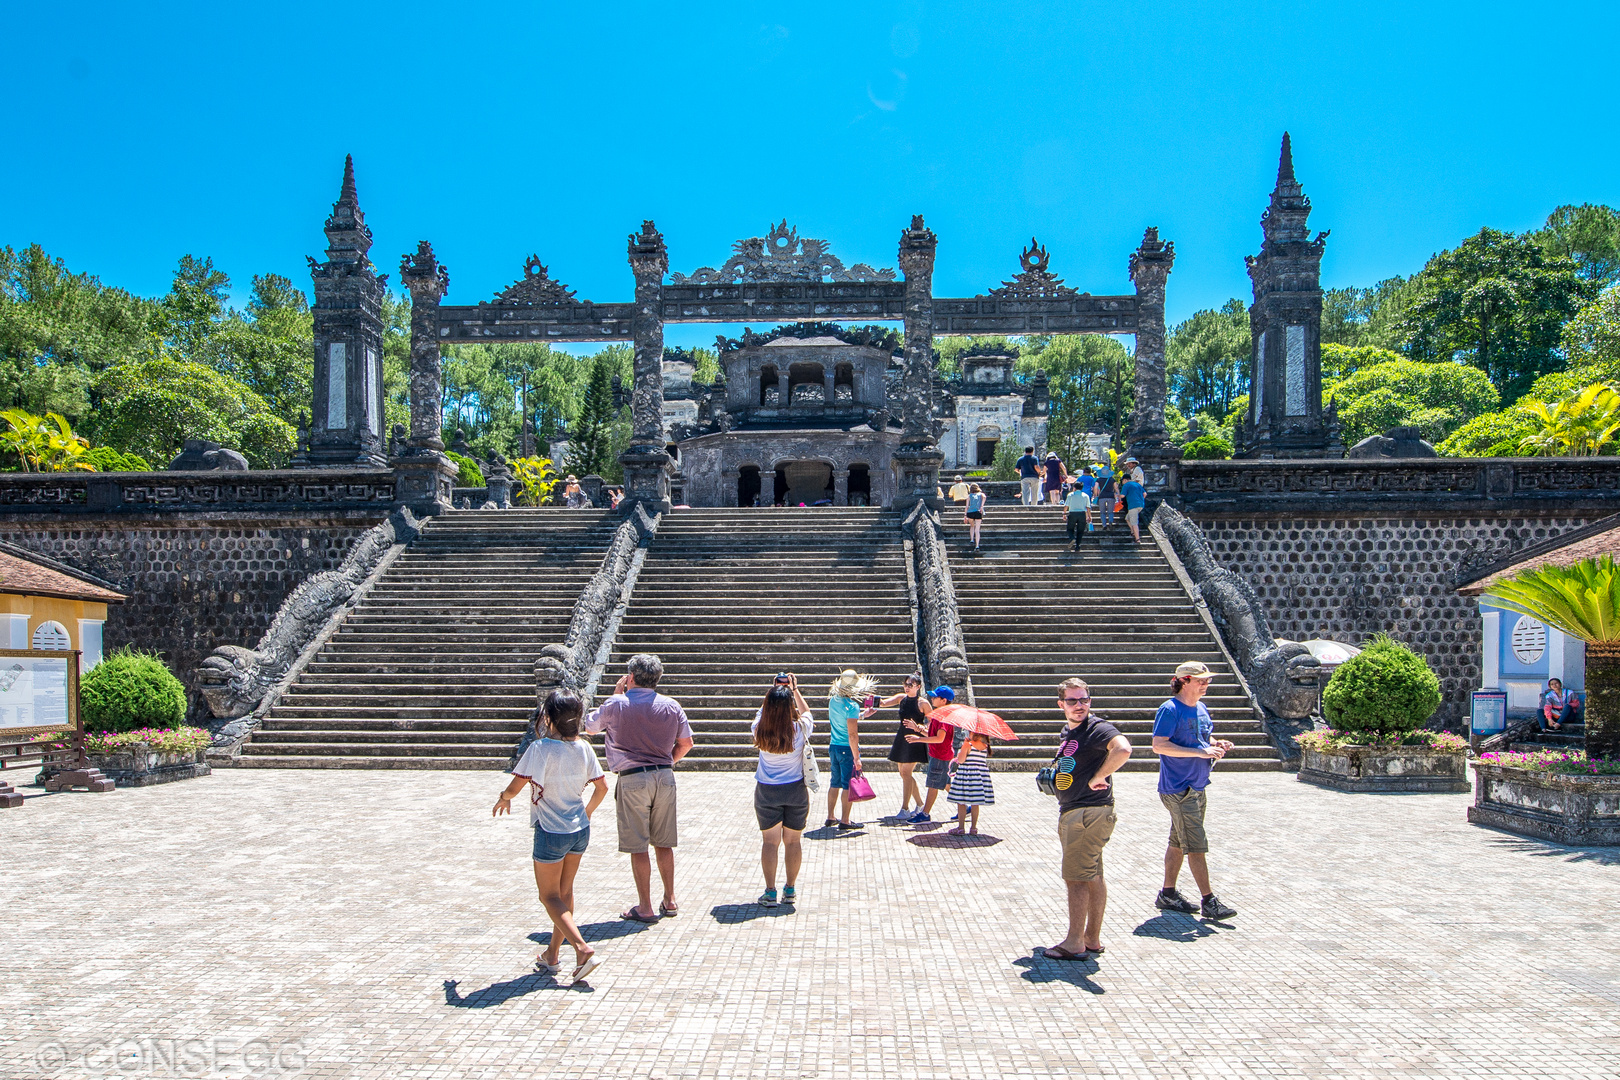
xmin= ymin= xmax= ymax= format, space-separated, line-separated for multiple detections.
xmin=1185 ymin=513 xmax=1596 ymax=728
xmin=0 ymin=513 xmax=385 ymax=720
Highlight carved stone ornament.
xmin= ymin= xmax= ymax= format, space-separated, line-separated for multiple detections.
xmin=492 ymin=255 xmax=578 ymax=306
xmin=987 ymin=238 xmax=1080 ymax=300
xmin=671 ymin=220 xmax=896 ymax=285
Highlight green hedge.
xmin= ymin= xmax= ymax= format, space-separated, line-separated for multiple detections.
xmin=83 ymin=446 xmax=153 ymax=472
xmin=80 ymin=648 xmax=186 ymax=732
xmin=1322 ymin=636 xmax=1441 ymax=737
xmin=447 ymin=451 xmax=485 ymax=487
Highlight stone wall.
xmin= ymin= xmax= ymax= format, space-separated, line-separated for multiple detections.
xmin=1185 ymin=512 xmax=1598 ymax=729
xmin=0 ymin=511 xmax=386 ymax=721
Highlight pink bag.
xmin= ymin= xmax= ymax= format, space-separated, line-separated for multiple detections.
xmin=848 ymin=771 xmax=876 ymax=803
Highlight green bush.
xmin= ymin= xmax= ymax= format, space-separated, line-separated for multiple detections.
xmin=83 ymin=446 xmax=153 ymax=471
xmin=80 ymin=647 xmax=187 ymax=733
xmin=1181 ymin=434 xmax=1233 ymax=460
xmin=1322 ymin=635 xmax=1442 ymax=737
xmin=447 ymin=451 xmax=485 ymax=487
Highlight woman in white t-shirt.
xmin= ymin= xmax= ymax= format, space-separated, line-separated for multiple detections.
xmin=493 ymin=689 xmax=608 ymax=984
xmin=751 ymin=673 xmax=814 ymax=908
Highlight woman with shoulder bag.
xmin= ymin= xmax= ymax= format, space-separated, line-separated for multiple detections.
xmin=751 ymin=673 xmax=815 ymax=907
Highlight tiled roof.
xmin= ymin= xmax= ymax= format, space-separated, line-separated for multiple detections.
xmin=0 ymin=550 xmax=126 ymax=603
xmin=1457 ymin=515 xmax=1620 ymax=596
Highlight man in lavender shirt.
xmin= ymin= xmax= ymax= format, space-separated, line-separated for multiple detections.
xmin=584 ymin=653 xmax=694 ymax=922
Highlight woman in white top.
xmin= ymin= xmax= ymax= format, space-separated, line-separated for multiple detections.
xmin=494 ymin=689 xmax=608 ymax=984
xmin=750 ymin=673 xmax=813 ymax=907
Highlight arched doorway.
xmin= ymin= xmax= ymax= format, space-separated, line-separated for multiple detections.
xmin=778 ymin=461 xmax=832 ymax=506
xmin=737 ymin=465 xmax=761 ymax=507
xmin=848 ymin=463 xmax=871 ymax=506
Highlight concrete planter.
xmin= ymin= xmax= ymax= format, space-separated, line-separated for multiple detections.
xmin=1468 ymin=762 xmax=1620 ymax=845
xmin=1297 ymin=744 xmax=1470 ymax=793
xmin=86 ymin=744 xmax=211 ymax=788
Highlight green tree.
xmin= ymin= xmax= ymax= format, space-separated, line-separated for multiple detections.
xmin=1561 ymin=284 xmax=1620 ymax=386
xmin=210 ymin=274 xmax=313 ymax=419
xmin=1518 ymin=383 xmax=1620 ymax=456
xmin=1321 ymin=343 xmax=1402 ymax=386
xmin=1533 ymin=204 xmax=1620 ymax=288
xmin=160 ymin=255 xmax=231 ymax=367
xmin=564 ymin=353 xmax=623 ymax=479
xmin=0 ymin=244 xmax=159 ymax=374
xmin=1400 ymin=228 xmax=1595 ymax=402
xmin=1325 ymin=358 xmax=1497 ymax=445
xmin=1021 ymin=334 xmax=1134 ymax=453
xmin=91 ymin=359 xmax=295 ymax=467
xmin=987 ymin=434 xmax=1021 ymax=481
xmin=1321 ymin=277 xmax=1414 ymax=349
xmin=937 ymin=335 xmax=1018 ymax=378
xmin=1167 ymin=299 xmax=1250 ymax=418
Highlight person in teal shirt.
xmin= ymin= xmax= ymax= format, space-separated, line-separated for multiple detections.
xmin=825 ymin=669 xmax=875 ymax=829
xmin=1063 ymin=486 xmax=1092 ymax=550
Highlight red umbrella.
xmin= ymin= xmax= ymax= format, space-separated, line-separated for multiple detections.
xmin=929 ymin=703 xmax=1018 ymax=741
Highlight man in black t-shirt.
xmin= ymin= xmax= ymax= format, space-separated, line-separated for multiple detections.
xmin=1016 ymin=446 xmax=1041 ymax=505
xmin=1043 ymin=677 xmax=1133 ymax=962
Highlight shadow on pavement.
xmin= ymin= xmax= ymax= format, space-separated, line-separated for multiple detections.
xmin=1013 ymin=953 xmax=1104 ymax=993
xmin=1482 ymin=833 xmax=1620 ymax=867
xmin=443 ymin=973 xmax=593 ymax=1007
xmin=1132 ymin=913 xmax=1220 ymax=941
xmin=711 ymin=903 xmax=796 ymax=923
xmin=805 ymin=824 xmax=868 ymax=840
xmin=528 ymin=919 xmax=654 ymax=948
xmin=908 ymin=832 xmax=1002 ymax=848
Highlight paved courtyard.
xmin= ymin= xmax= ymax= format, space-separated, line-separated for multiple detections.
xmin=2 ymin=768 xmax=1618 ymax=1080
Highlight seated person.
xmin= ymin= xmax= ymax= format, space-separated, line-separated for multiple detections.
xmin=1539 ymin=677 xmax=1583 ymax=731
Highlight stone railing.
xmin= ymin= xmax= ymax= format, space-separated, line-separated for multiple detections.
xmin=0 ymin=469 xmax=399 ymax=516
xmin=902 ymin=503 xmax=970 ymax=695
xmin=534 ymin=504 xmax=661 ymax=701
xmin=1174 ymin=457 xmax=1620 ymax=515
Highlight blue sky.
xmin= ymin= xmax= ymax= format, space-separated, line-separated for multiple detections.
xmin=7 ymin=1 xmax=1618 ymax=349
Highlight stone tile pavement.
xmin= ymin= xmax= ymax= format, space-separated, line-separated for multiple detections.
xmin=2 ymin=768 xmax=1618 ymax=1080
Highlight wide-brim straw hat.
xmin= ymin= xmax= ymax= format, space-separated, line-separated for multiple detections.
xmin=830 ymin=668 xmax=878 ymax=701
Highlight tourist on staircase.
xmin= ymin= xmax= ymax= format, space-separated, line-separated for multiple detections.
xmin=1540 ymin=678 xmax=1582 ymax=731
xmin=1095 ymin=464 xmax=1117 ymax=528
xmin=1017 ymin=446 xmax=1042 ymax=505
xmin=1043 ymin=677 xmax=1132 ymax=962
xmin=1151 ymin=661 xmax=1240 ymax=922
xmin=880 ymin=673 xmax=934 ymax=820
xmin=903 ymin=684 xmax=958 ymax=823
xmin=751 ymin=674 xmax=816 ymax=907
xmin=963 ymin=484 xmax=986 ymax=550
xmin=492 ymin=689 xmax=607 ymax=984
xmin=563 ymin=476 xmax=589 ymax=509
xmin=825 ymin=670 xmax=876 ymax=830
xmin=1121 ymin=470 xmax=1146 ymax=543
xmin=583 ymin=654 xmax=694 ymax=924
xmin=1064 ymin=483 xmax=1093 ymax=551
xmin=1043 ymin=452 xmax=1067 ymax=505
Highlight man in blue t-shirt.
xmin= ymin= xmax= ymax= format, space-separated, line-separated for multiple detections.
xmin=1121 ymin=474 xmax=1146 ymax=543
xmin=1150 ymin=660 xmax=1238 ymax=921
xmin=1016 ymin=446 xmax=1041 ymax=506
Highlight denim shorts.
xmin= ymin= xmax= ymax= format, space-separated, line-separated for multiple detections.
xmin=532 ymin=823 xmax=590 ymax=863
xmin=828 ymin=743 xmax=855 ymax=789
xmin=925 ymin=755 xmax=952 ymax=790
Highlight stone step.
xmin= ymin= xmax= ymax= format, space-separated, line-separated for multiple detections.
xmin=259 ymin=718 xmax=528 ymax=733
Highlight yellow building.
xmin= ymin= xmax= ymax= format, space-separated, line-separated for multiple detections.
xmin=0 ymin=542 xmax=126 ymax=670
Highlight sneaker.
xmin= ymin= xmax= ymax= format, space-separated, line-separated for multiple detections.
xmin=781 ymin=886 xmax=797 ymax=904
xmin=1200 ymin=894 xmax=1238 ymax=920
xmin=758 ymin=889 xmax=778 ymax=908
xmin=1155 ymin=888 xmax=1199 ymax=914
xmin=909 ymin=811 xmax=932 ymax=824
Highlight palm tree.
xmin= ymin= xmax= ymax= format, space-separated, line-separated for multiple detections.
xmin=1482 ymin=555 xmax=1619 ymax=760
xmin=1517 ymin=383 xmax=1620 ymax=456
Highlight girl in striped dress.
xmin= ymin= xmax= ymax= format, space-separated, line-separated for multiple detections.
xmin=946 ymin=731 xmax=994 ymax=835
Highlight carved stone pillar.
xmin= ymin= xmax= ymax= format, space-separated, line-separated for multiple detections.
xmin=824 ymin=371 xmax=836 ymax=405
xmin=1126 ymin=227 xmax=1181 ymax=494
xmin=833 ymin=468 xmax=850 ymax=506
xmin=619 ymin=221 xmax=673 ymax=512
xmin=778 ymin=372 xmax=791 ymax=407
xmin=720 ymin=467 xmax=739 ymax=508
xmin=893 ymin=215 xmax=944 ymax=511
xmin=391 ymin=239 xmax=457 ymax=514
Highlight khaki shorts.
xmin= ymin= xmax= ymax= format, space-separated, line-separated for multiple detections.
xmin=614 ymin=768 xmax=678 ymax=853
xmin=1161 ymin=787 xmax=1209 ymax=854
xmin=1125 ymin=506 xmax=1142 ymax=529
xmin=1058 ymin=805 xmax=1118 ymax=881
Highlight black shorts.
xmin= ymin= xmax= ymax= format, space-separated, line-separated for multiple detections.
xmin=965 ymin=511 xmax=983 ymax=520
xmin=754 ymin=779 xmax=809 ymax=831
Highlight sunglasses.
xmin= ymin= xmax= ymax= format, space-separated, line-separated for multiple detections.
xmin=1061 ymin=696 xmax=1091 ymax=705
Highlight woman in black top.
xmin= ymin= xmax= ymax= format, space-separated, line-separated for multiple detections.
xmin=881 ymin=672 xmax=933 ymax=819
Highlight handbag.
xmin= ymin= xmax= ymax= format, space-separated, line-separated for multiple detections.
xmin=847 ymin=770 xmax=876 ymax=802
xmin=801 ymin=721 xmax=822 ymax=794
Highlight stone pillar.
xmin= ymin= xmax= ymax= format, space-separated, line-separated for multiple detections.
xmin=1126 ymin=227 xmax=1180 ymax=494
xmin=619 ymin=221 xmax=674 ymax=512
xmin=892 ymin=215 xmax=944 ymax=512
xmin=778 ymin=371 xmax=791 ymax=407
xmin=760 ymin=470 xmax=776 ymax=507
xmin=834 ymin=468 xmax=850 ymax=506
xmin=824 ymin=371 xmax=836 ymax=405
xmin=721 ymin=467 xmax=739 ymax=508
xmin=391 ymin=239 xmax=457 ymax=514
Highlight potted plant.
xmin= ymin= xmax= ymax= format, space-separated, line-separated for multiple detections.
xmin=1297 ymin=635 xmax=1467 ymax=792
xmin=1470 ymin=556 xmax=1620 ymax=843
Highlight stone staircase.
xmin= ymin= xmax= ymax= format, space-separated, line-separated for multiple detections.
xmin=601 ymin=508 xmax=921 ymax=770
xmin=1510 ymin=714 xmax=1586 ymax=754
xmin=237 ymin=509 xmax=620 ymax=769
xmin=942 ymin=505 xmax=1284 ymax=772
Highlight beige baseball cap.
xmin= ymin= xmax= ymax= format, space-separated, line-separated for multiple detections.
xmin=1174 ymin=661 xmax=1217 ymax=680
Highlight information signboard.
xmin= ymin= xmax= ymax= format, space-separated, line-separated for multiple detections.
xmin=0 ymin=649 xmax=78 ymax=738
xmin=1471 ymin=689 xmax=1508 ymax=738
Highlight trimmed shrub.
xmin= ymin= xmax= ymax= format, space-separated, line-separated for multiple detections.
xmin=80 ymin=647 xmax=186 ymax=733
xmin=1181 ymin=434 xmax=1233 ymax=460
xmin=1322 ymin=635 xmax=1442 ymax=737
xmin=83 ymin=446 xmax=153 ymax=472
xmin=447 ymin=451 xmax=484 ymax=487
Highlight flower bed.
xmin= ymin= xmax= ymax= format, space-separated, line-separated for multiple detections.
xmin=45 ymin=727 xmax=214 ymax=788
xmin=1296 ymin=729 xmax=1471 ymax=793
xmin=1468 ymin=753 xmax=1620 ymax=845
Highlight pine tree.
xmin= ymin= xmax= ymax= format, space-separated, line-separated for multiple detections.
xmin=566 ymin=354 xmax=616 ymax=478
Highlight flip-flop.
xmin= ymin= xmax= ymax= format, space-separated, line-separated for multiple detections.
xmin=1041 ymin=946 xmax=1091 ymax=961
xmin=621 ymin=908 xmax=659 ymax=924
xmin=571 ymin=954 xmax=603 ymax=983
xmin=659 ymin=901 xmax=679 ymax=918
xmin=1088 ymin=945 xmax=1106 ymax=956
xmin=535 ymin=956 xmax=560 ymax=975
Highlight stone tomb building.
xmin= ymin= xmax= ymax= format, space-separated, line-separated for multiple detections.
xmin=934 ymin=353 xmax=1049 ymax=470
xmin=674 ymin=331 xmax=904 ymax=507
